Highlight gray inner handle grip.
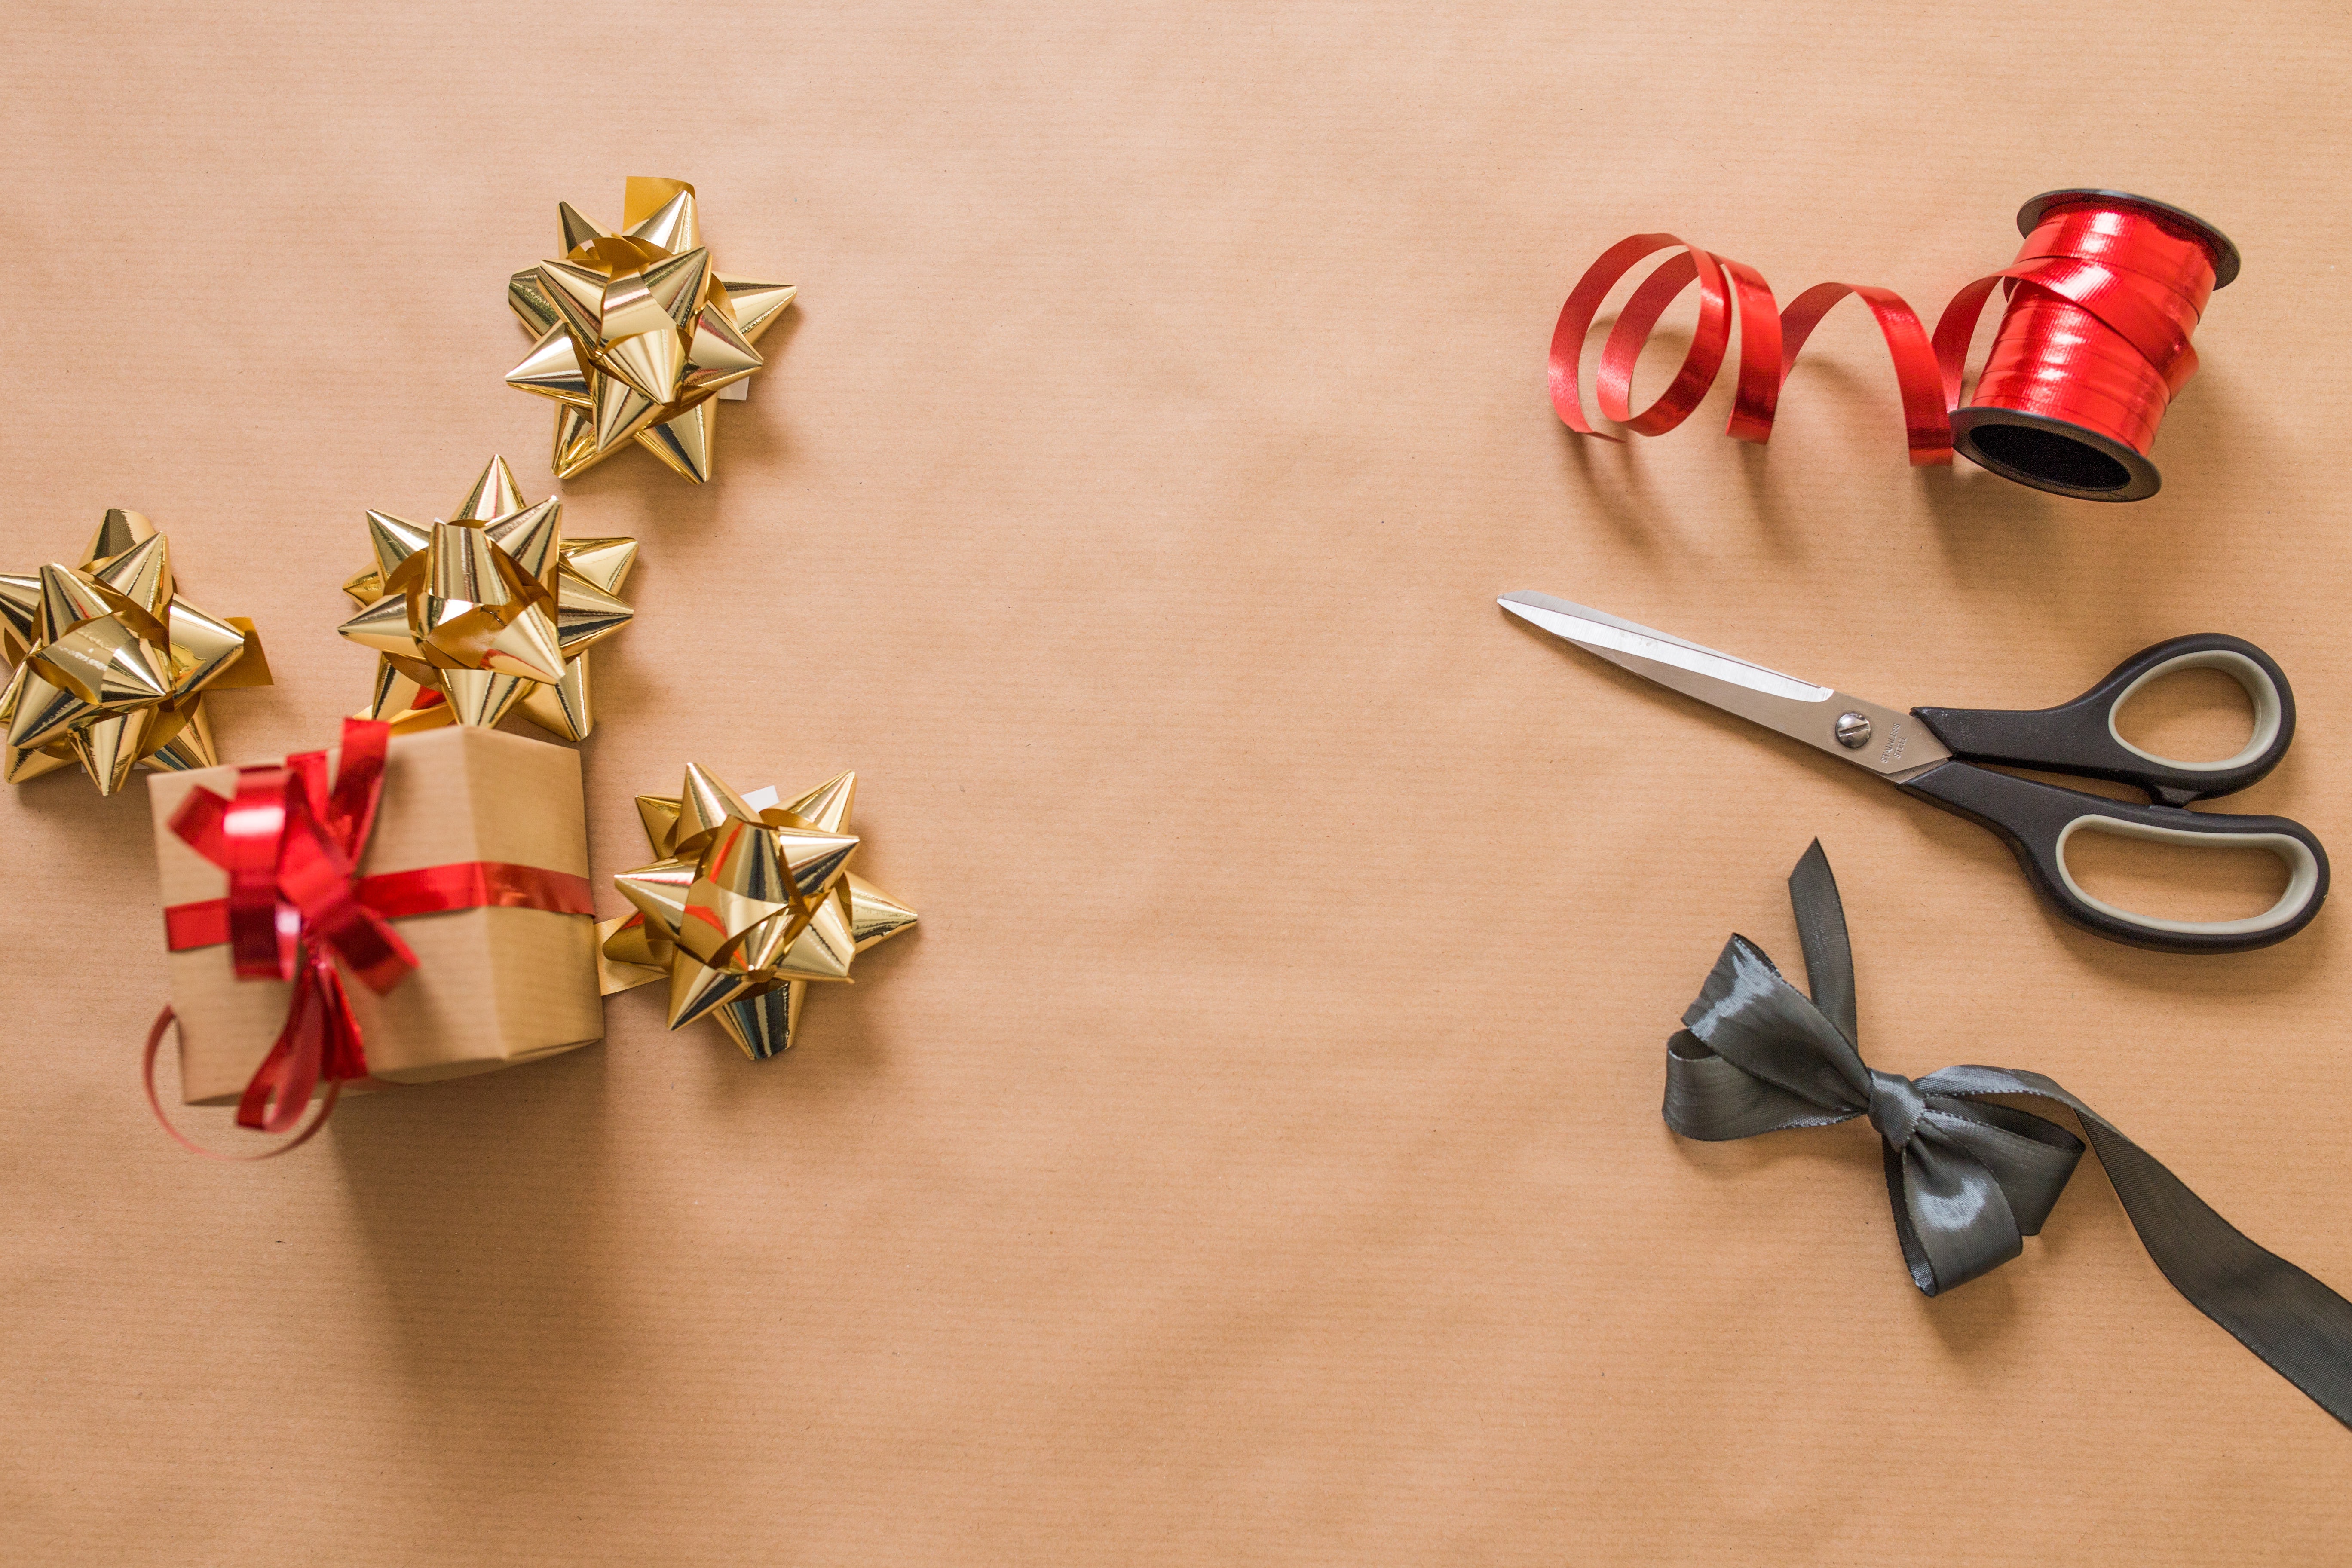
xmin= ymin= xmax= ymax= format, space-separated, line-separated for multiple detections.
xmin=2055 ymin=815 xmax=2324 ymax=939
xmin=2109 ymin=649 xmax=2284 ymax=774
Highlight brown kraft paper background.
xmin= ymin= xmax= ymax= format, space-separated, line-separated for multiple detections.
xmin=2 ymin=2 xmax=2349 ymax=1563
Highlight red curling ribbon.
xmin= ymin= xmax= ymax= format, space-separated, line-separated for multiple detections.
xmin=1549 ymin=192 xmax=2233 ymax=499
xmin=142 ymin=1007 xmax=340 ymax=1161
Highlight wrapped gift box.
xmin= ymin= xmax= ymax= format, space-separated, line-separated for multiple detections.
xmin=145 ymin=725 xmax=604 ymax=1105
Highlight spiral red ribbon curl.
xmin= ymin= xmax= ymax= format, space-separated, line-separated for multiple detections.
xmin=1548 ymin=191 xmax=2233 ymax=501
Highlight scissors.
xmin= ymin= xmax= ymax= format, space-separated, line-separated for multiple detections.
xmin=1498 ymin=592 xmax=2328 ymax=954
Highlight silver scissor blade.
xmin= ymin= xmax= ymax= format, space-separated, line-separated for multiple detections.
xmin=1498 ymin=592 xmax=1828 ymax=699
xmin=1497 ymin=591 xmax=1952 ymax=779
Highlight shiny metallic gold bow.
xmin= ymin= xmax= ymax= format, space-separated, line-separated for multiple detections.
xmin=598 ymin=763 xmax=917 ymax=1060
xmin=337 ymin=456 xmax=637 ymax=739
xmin=507 ymin=176 xmax=796 ymax=484
xmin=2 ymin=511 xmax=271 ymax=794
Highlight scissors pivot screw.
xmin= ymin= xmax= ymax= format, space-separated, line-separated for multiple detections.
xmin=1834 ymin=712 xmax=1873 ymax=750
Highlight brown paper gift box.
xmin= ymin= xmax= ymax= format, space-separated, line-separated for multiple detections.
xmin=144 ymin=725 xmax=605 ymax=1106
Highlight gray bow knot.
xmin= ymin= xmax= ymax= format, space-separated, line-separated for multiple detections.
xmin=1660 ymin=840 xmax=2352 ymax=1428
xmin=1863 ymin=1068 xmax=1925 ymax=1149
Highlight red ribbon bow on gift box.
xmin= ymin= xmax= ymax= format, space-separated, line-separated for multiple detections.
xmin=144 ymin=719 xmax=600 ymax=1157
xmin=165 ymin=717 xmax=416 ymax=1133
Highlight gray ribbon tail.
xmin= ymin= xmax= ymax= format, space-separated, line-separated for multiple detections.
xmin=1788 ymin=839 xmax=1858 ymax=1044
xmin=1925 ymin=1064 xmax=2352 ymax=1428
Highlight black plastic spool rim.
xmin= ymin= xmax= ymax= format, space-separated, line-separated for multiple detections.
xmin=1948 ymin=189 xmax=2237 ymax=504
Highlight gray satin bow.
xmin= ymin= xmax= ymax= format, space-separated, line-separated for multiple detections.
xmin=1666 ymin=841 xmax=2352 ymax=1430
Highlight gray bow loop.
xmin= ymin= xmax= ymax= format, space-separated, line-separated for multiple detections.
xmin=1877 ymin=1085 xmax=2083 ymax=1294
xmin=1660 ymin=841 xmax=2352 ymax=1429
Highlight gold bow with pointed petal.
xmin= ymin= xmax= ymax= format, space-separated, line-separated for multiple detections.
xmin=507 ymin=176 xmax=796 ymax=484
xmin=337 ymin=456 xmax=637 ymax=739
xmin=598 ymin=763 xmax=918 ymax=1060
xmin=2 ymin=511 xmax=271 ymax=795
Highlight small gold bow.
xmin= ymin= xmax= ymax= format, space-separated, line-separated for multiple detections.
xmin=2 ymin=511 xmax=270 ymax=794
xmin=508 ymin=176 xmax=796 ymax=484
xmin=600 ymin=763 xmax=917 ymax=1060
xmin=337 ymin=456 xmax=636 ymax=738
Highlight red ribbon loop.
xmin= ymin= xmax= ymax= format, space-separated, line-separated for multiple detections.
xmin=166 ymin=718 xmax=415 ymax=1133
xmin=1550 ymin=196 xmax=2225 ymax=475
xmin=142 ymin=1008 xmax=340 ymax=1162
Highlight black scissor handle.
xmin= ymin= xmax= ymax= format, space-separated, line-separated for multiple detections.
xmin=1913 ymin=634 xmax=2294 ymax=807
xmin=1900 ymin=761 xmax=2329 ymax=954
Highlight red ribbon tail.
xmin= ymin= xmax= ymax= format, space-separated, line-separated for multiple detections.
xmin=144 ymin=1006 xmax=343 ymax=1161
xmin=316 ymin=963 xmax=370 ymax=1082
xmin=236 ymin=994 xmax=322 ymax=1134
xmin=235 ymin=952 xmax=368 ymax=1133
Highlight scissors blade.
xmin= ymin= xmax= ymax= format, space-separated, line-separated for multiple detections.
xmin=1498 ymin=591 xmax=1951 ymax=779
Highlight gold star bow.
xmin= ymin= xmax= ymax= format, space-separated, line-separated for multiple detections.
xmin=599 ymin=763 xmax=918 ymax=1060
xmin=507 ymin=176 xmax=796 ymax=484
xmin=1 ymin=511 xmax=270 ymax=795
xmin=337 ymin=456 xmax=637 ymax=739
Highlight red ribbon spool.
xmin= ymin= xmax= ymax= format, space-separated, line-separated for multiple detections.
xmin=1548 ymin=189 xmax=2238 ymax=502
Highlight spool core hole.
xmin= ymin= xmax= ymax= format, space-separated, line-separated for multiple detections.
xmin=1968 ymin=423 xmax=2132 ymax=493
